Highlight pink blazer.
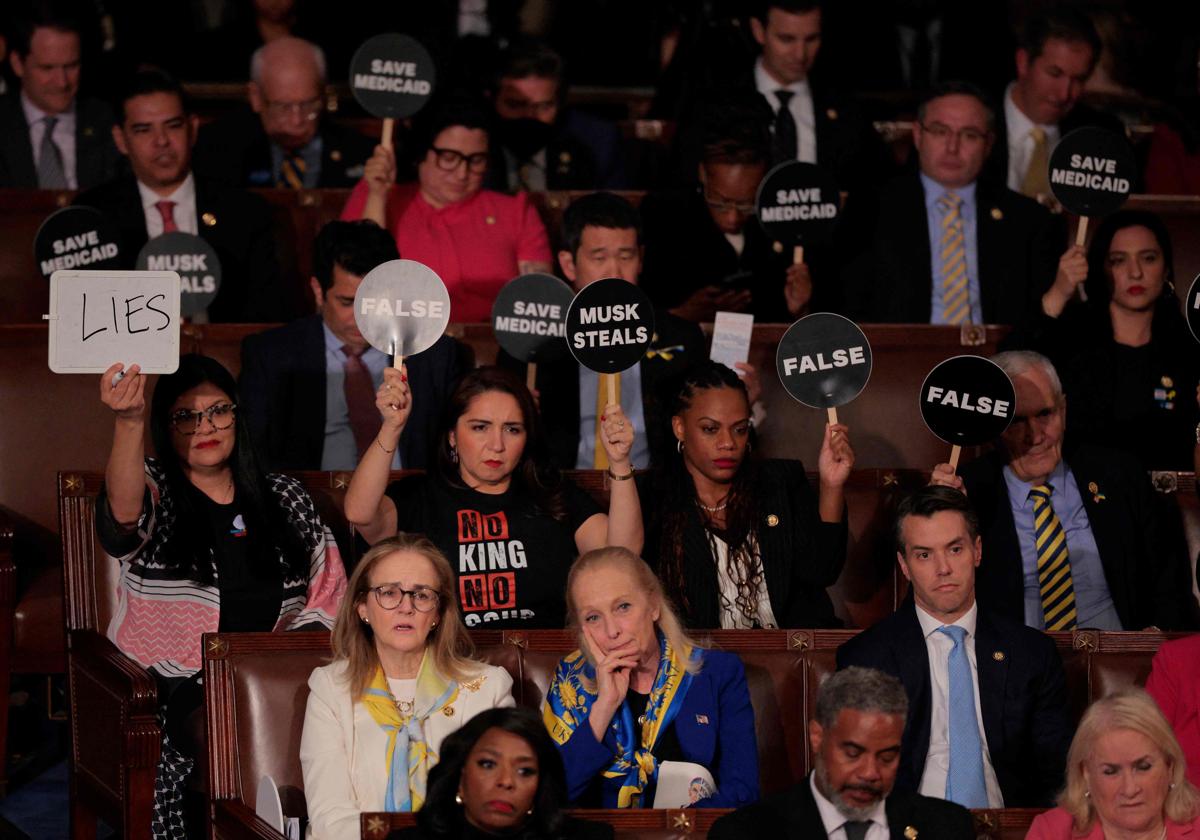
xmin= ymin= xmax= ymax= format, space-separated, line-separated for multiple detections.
xmin=1026 ymin=807 xmax=1200 ymax=839
xmin=1146 ymin=635 xmax=1200 ymax=789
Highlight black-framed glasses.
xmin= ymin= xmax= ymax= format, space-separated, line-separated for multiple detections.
xmin=919 ymin=123 xmax=990 ymax=145
xmin=703 ymin=191 xmax=756 ymax=215
xmin=170 ymin=403 xmax=237 ymax=435
xmin=369 ymin=583 xmax=441 ymax=612
xmin=263 ymin=97 xmax=322 ymax=121
xmin=430 ymin=146 xmax=489 ymax=174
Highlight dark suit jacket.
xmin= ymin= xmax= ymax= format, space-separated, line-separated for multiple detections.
xmin=846 ymin=173 xmax=1064 ymax=324
xmin=0 ymin=94 xmax=121 ymax=188
xmin=836 ymin=601 xmax=1072 ymax=807
xmin=984 ymin=101 xmax=1127 ymax=188
xmin=74 ymin=174 xmax=293 ymax=322
xmin=961 ymin=445 xmax=1200 ymax=631
xmin=483 ymin=109 xmax=626 ymax=192
xmin=507 ymin=310 xmax=704 ymax=468
xmin=709 ymin=773 xmax=975 ymax=840
xmin=238 ymin=314 xmax=464 ymax=471
xmin=193 ymin=109 xmax=377 ymax=189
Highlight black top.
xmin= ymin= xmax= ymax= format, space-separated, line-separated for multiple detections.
xmin=385 ymin=475 xmax=602 ymax=628
xmin=390 ymin=814 xmax=613 ymax=840
xmin=194 ymin=492 xmax=283 ymax=632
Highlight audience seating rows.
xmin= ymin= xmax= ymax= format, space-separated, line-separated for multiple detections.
xmin=4 ymin=189 xmax=1200 ymax=325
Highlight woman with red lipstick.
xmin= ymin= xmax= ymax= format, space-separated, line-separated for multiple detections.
xmin=640 ymin=360 xmax=853 ymax=629
xmin=345 ymin=366 xmax=643 ymax=630
xmin=394 ymin=707 xmax=612 ymax=840
xmin=1013 ymin=210 xmax=1200 ymax=470
xmin=97 ymin=354 xmax=347 ymax=839
xmin=1026 ymin=690 xmax=1200 ymax=840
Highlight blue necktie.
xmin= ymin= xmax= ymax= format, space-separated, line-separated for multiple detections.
xmin=937 ymin=625 xmax=988 ymax=807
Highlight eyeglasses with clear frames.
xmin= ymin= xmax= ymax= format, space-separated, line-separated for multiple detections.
xmin=263 ymin=97 xmax=323 ymax=122
xmin=919 ymin=123 xmax=990 ymax=145
xmin=170 ymin=403 xmax=237 ymax=435
xmin=369 ymin=583 xmax=441 ymax=612
xmin=703 ymin=192 xmax=757 ymax=215
xmin=430 ymin=147 xmax=489 ymax=174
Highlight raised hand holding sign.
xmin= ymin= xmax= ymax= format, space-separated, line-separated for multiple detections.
xmin=775 ymin=312 xmax=872 ymax=426
xmin=919 ymin=355 xmax=1015 ymax=471
xmin=491 ymin=273 xmax=574 ymax=390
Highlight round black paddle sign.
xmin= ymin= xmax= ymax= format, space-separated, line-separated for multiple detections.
xmin=353 ymin=259 xmax=451 ymax=358
xmin=1048 ymin=127 xmax=1136 ymax=217
xmin=920 ymin=355 xmax=1015 ymax=446
xmin=34 ymin=206 xmax=121 ymax=280
xmin=492 ymin=273 xmax=574 ymax=363
xmin=755 ymin=160 xmax=840 ymax=247
xmin=776 ymin=313 xmax=872 ymax=409
xmin=136 ymin=233 xmax=221 ymax=318
xmin=565 ymin=278 xmax=655 ymax=374
xmin=349 ymin=34 xmax=436 ymax=120
xmin=1186 ymin=274 xmax=1200 ymax=345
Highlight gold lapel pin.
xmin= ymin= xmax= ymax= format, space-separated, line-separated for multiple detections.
xmin=485 ymin=215 xmax=496 ymax=225
xmin=442 ymin=706 xmax=455 ymax=717
xmin=772 ymin=241 xmax=784 ymax=253
xmin=826 ymin=108 xmax=839 ymax=120
xmin=202 ymin=212 xmax=217 ymax=227
xmin=559 ymin=151 xmax=572 ymax=164
xmin=766 ymin=514 xmax=780 ymax=527
xmin=990 ymin=207 xmax=1003 ymax=220
xmin=330 ymin=149 xmax=342 ymax=162
xmin=904 ymin=827 xmax=918 ymax=840
xmin=992 ymin=651 xmax=1005 ymax=662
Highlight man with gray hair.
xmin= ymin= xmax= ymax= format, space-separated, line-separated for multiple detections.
xmin=194 ymin=37 xmax=374 ymax=189
xmin=931 ymin=349 xmax=1198 ymax=631
xmin=711 ymin=667 xmax=973 ymax=839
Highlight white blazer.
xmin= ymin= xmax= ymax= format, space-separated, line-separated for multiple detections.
xmin=300 ymin=658 xmax=515 ymax=840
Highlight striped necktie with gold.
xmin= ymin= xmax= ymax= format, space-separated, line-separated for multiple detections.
xmin=937 ymin=191 xmax=969 ymax=325
xmin=1030 ymin=484 xmax=1077 ymax=631
xmin=279 ymin=151 xmax=307 ymax=189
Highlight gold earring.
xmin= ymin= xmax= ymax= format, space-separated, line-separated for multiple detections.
xmin=455 ymin=792 xmax=463 ymax=805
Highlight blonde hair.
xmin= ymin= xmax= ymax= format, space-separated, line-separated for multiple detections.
xmin=1060 ymin=689 xmax=1200 ymax=833
xmin=331 ymin=534 xmax=479 ymax=697
xmin=565 ymin=546 xmax=703 ymax=689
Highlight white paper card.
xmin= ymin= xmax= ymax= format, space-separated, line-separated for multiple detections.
xmin=709 ymin=311 xmax=754 ymax=370
xmin=46 ymin=270 xmax=181 ymax=374
xmin=651 ymin=760 xmax=716 ymax=808
xmin=255 ymin=775 xmax=285 ymax=833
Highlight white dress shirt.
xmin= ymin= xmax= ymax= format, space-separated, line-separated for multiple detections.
xmin=138 ymin=173 xmax=199 ymax=238
xmin=914 ymin=601 xmax=1004 ymax=807
xmin=21 ymin=92 xmax=77 ymax=188
xmin=754 ymin=58 xmax=817 ymax=163
xmin=810 ymin=773 xmax=889 ymax=840
xmin=1003 ymin=83 xmax=1059 ymax=192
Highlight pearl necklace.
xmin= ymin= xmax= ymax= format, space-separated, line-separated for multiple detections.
xmin=698 ymin=500 xmax=728 ymax=513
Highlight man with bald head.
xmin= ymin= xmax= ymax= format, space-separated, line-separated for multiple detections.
xmin=194 ymin=36 xmax=374 ymax=188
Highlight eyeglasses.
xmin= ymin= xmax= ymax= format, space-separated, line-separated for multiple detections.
xmin=430 ymin=146 xmax=489 ymax=174
xmin=170 ymin=403 xmax=237 ymax=435
xmin=703 ymin=192 xmax=756 ymax=215
xmin=919 ymin=123 xmax=990 ymax=145
xmin=263 ymin=97 xmax=322 ymax=121
xmin=369 ymin=583 xmax=441 ymax=612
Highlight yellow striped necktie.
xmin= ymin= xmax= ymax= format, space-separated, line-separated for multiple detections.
xmin=1030 ymin=484 xmax=1077 ymax=631
xmin=937 ymin=192 xmax=969 ymax=325
xmin=279 ymin=152 xmax=307 ymax=189
xmin=593 ymin=372 xmax=620 ymax=469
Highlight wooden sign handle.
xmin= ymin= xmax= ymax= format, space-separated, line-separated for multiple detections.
xmin=526 ymin=363 xmax=537 ymax=392
xmin=948 ymin=444 xmax=962 ymax=472
xmin=606 ymin=372 xmax=617 ymax=406
xmin=827 ymin=406 xmax=838 ymax=425
xmin=362 ymin=117 xmax=396 ymax=228
xmin=381 ymin=117 xmax=394 ymax=150
xmin=1074 ymin=217 xmax=1090 ymax=302
xmin=793 ymin=245 xmax=804 ymax=264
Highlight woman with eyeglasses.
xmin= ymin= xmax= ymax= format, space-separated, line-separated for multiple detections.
xmin=341 ymin=98 xmax=553 ymax=322
xmin=302 ymin=535 xmax=515 ymax=840
xmin=97 ymin=353 xmax=347 ymax=839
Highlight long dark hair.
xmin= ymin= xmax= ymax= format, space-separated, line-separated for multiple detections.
xmin=148 ymin=354 xmax=308 ymax=583
xmin=1085 ymin=209 xmax=1182 ymax=328
xmin=434 ymin=367 xmax=567 ymax=521
xmin=417 ymin=707 xmax=570 ymax=839
xmin=650 ymin=360 xmax=761 ymax=618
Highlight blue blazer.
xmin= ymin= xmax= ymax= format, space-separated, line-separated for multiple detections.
xmin=557 ymin=649 xmax=759 ymax=808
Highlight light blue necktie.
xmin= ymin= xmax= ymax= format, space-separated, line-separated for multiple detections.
xmin=937 ymin=625 xmax=989 ymax=807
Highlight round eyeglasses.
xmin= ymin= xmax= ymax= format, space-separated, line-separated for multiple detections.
xmin=369 ymin=584 xmax=441 ymax=612
xmin=170 ymin=403 xmax=237 ymax=435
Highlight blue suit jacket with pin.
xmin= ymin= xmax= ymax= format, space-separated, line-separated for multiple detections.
xmin=556 ymin=648 xmax=759 ymax=809
xmin=836 ymin=601 xmax=1071 ymax=807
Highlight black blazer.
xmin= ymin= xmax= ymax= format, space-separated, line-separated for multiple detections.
xmin=709 ymin=773 xmax=975 ymax=840
xmin=193 ymin=109 xmax=377 ymax=189
xmin=638 ymin=459 xmax=847 ymax=629
xmin=510 ymin=310 xmax=705 ymax=469
xmin=846 ymin=173 xmax=1064 ymax=324
xmin=238 ymin=314 xmax=464 ymax=471
xmin=984 ymin=101 xmax=1127 ymax=188
xmin=836 ymin=601 xmax=1072 ymax=807
xmin=0 ymin=94 xmax=121 ymax=188
xmin=75 ymin=174 xmax=294 ymax=322
xmin=483 ymin=109 xmax=626 ymax=192
xmin=961 ymin=445 xmax=1200 ymax=631
xmin=389 ymin=814 xmax=612 ymax=840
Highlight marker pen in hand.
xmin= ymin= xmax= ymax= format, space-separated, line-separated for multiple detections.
xmin=111 ymin=368 xmax=126 ymax=388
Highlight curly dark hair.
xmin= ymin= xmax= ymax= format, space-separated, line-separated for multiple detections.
xmin=649 ymin=360 xmax=762 ymax=620
xmin=416 ymin=707 xmax=570 ymax=839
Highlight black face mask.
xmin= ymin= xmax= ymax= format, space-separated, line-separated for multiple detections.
xmin=496 ymin=117 xmax=553 ymax=160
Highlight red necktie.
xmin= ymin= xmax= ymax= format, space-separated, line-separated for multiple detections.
xmin=343 ymin=345 xmax=382 ymax=458
xmin=155 ymin=200 xmax=179 ymax=233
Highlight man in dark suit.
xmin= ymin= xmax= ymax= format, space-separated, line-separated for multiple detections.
xmin=847 ymin=81 xmax=1063 ymax=325
xmin=482 ymin=38 xmax=625 ymax=193
xmin=987 ymin=7 xmax=1124 ymax=196
xmin=933 ymin=351 xmax=1199 ymax=631
xmin=711 ymin=666 xmax=974 ymax=840
xmin=508 ymin=192 xmax=709 ymax=469
xmin=75 ymin=68 xmax=293 ymax=323
xmin=0 ymin=1 xmax=119 ymax=188
xmin=239 ymin=220 xmax=463 ymax=472
xmin=838 ymin=485 xmax=1072 ymax=808
xmin=192 ymin=37 xmax=375 ymax=189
